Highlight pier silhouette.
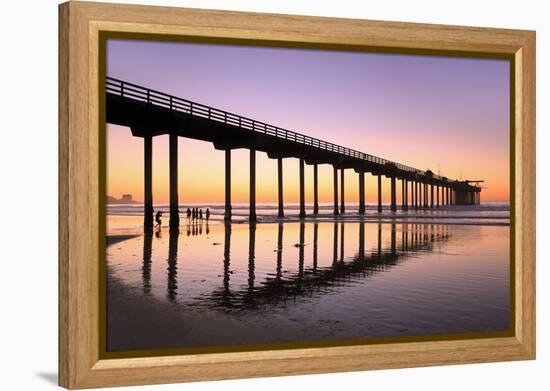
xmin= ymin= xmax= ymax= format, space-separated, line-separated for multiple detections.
xmin=106 ymin=77 xmax=482 ymax=232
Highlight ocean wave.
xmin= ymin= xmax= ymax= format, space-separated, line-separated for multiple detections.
xmin=107 ymin=202 xmax=510 ymax=216
xmin=107 ymin=202 xmax=510 ymax=230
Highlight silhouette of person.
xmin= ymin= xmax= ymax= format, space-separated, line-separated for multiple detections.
xmin=206 ymin=208 xmax=210 ymax=220
xmin=155 ymin=211 xmax=163 ymax=227
xmin=199 ymin=209 xmax=203 ymax=220
xmin=186 ymin=208 xmax=191 ymax=219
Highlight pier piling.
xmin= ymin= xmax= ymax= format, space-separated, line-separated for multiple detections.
xmin=340 ymin=168 xmax=345 ymax=214
xmin=390 ymin=176 xmax=397 ymax=212
xmin=249 ymin=149 xmax=256 ymax=222
xmin=333 ymin=166 xmax=339 ymax=215
xmin=143 ymin=133 xmax=153 ymax=232
xmin=277 ymin=157 xmax=284 ymax=217
xmin=414 ymin=181 xmax=418 ymax=209
xmin=377 ymin=175 xmax=382 ymax=213
xmin=313 ymin=163 xmax=319 ymax=215
xmin=402 ymin=179 xmax=409 ymax=210
xmin=224 ymin=149 xmax=232 ymax=221
xmin=358 ymin=171 xmax=365 ymax=214
xmin=169 ymin=131 xmax=179 ymax=230
xmin=299 ymin=158 xmax=306 ymax=218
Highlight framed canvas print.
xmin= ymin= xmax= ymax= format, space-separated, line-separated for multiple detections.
xmin=58 ymin=1 xmax=536 ymax=389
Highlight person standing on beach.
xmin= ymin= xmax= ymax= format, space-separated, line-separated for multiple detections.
xmin=186 ymin=208 xmax=191 ymax=219
xmin=199 ymin=209 xmax=203 ymax=220
xmin=155 ymin=211 xmax=162 ymax=227
xmin=206 ymin=208 xmax=210 ymax=220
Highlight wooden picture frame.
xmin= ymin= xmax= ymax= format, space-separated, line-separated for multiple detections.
xmin=59 ymin=1 xmax=536 ymax=389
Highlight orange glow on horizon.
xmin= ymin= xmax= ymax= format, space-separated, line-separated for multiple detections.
xmin=107 ymin=125 xmax=509 ymax=204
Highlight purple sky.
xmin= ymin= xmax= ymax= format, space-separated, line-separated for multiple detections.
xmin=106 ymin=39 xmax=510 ymax=201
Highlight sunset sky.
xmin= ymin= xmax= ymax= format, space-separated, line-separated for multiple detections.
xmin=106 ymin=39 xmax=510 ymax=204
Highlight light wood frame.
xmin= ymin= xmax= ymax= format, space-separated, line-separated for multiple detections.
xmin=59 ymin=1 xmax=536 ymax=389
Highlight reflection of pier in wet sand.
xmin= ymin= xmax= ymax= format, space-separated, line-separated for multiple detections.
xmin=140 ymin=222 xmax=452 ymax=310
xmin=106 ymin=219 xmax=509 ymax=351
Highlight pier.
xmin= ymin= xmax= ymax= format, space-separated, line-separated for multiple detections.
xmin=106 ymin=77 xmax=482 ymax=231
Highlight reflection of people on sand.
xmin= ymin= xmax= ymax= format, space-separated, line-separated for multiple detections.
xmin=155 ymin=228 xmax=161 ymax=239
xmin=155 ymin=211 xmax=163 ymax=227
xmin=185 ymin=219 xmax=210 ymax=236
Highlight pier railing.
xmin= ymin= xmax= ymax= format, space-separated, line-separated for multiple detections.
xmin=107 ymin=77 xmax=444 ymax=180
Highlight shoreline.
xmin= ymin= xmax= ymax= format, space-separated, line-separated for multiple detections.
xmin=107 ymin=214 xmax=510 ymax=236
xmin=106 ymin=233 xmax=140 ymax=247
xmin=106 ymin=218 xmax=509 ymax=241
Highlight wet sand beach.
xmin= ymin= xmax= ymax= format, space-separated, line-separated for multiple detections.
xmin=106 ymin=209 xmax=510 ymax=352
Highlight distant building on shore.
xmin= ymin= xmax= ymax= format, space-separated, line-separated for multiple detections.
xmin=107 ymin=194 xmax=140 ymax=204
